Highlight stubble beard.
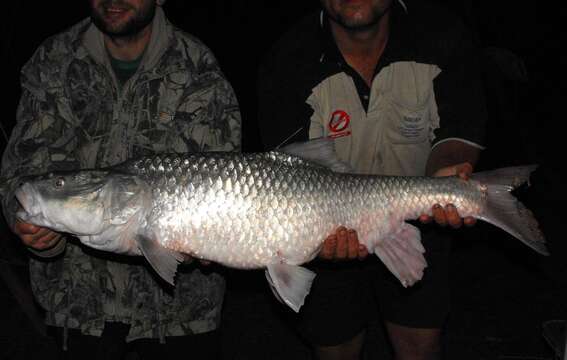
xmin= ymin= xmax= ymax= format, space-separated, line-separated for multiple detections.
xmin=90 ymin=0 xmax=156 ymax=40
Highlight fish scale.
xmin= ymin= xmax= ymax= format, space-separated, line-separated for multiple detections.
xmin=129 ymin=154 xmax=476 ymax=268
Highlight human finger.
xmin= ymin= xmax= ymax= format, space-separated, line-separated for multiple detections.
xmin=432 ymin=204 xmax=447 ymax=226
xmin=456 ymin=163 xmax=473 ymax=180
xmin=346 ymin=229 xmax=359 ymax=260
xmin=335 ymin=227 xmax=348 ymax=259
xmin=319 ymin=234 xmax=337 ymax=260
xmin=14 ymin=221 xmax=42 ymax=236
xmin=357 ymin=244 xmax=369 ymax=261
xmin=418 ymin=214 xmax=433 ymax=224
xmin=444 ymin=204 xmax=463 ymax=229
xmin=463 ymin=216 xmax=477 ymax=227
xmin=20 ymin=227 xmax=51 ymax=247
xmin=33 ymin=231 xmax=63 ymax=250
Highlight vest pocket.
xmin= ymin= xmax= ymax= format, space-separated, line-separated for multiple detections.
xmin=383 ymin=95 xmax=431 ymax=145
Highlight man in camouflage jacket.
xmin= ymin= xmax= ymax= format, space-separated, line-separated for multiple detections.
xmin=1 ymin=0 xmax=241 ymax=350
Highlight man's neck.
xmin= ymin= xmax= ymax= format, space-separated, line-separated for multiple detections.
xmin=104 ymin=25 xmax=152 ymax=61
xmin=329 ymin=12 xmax=390 ymax=87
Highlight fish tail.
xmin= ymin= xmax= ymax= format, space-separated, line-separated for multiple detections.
xmin=473 ymin=165 xmax=548 ymax=255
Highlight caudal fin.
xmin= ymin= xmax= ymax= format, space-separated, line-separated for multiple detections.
xmin=473 ymin=165 xmax=548 ymax=255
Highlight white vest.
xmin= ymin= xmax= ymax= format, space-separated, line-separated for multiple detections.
xmin=308 ymin=61 xmax=441 ymax=176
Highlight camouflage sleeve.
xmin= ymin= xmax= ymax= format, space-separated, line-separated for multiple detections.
xmin=171 ymin=43 xmax=242 ymax=153
xmin=1 ymin=58 xmax=79 ymax=229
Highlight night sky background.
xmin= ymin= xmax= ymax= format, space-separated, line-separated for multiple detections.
xmin=1 ymin=1 xmax=566 ymax=359
xmin=2 ymin=1 xmax=566 ymax=160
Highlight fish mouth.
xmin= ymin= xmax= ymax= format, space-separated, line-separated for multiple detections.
xmin=14 ymin=183 xmax=40 ymax=220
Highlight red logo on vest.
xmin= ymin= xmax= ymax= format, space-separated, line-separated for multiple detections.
xmin=327 ymin=110 xmax=351 ymax=139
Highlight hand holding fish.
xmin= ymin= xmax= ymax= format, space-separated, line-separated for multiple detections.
xmin=318 ymin=226 xmax=368 ymax=261
xmin=14 ymin=220 xmax=63 ymax=251
xmin=418 ymin=162 xmax=477 ymax=229
xmin=319 ymin=163 xmax=477 ymax=261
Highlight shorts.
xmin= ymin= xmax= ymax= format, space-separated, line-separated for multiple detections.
xmin=296 ymin=224 xmax=452 ymax=346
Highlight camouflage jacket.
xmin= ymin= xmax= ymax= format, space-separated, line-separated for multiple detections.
xmin=1 ymin=7 xmax=241 ymax=342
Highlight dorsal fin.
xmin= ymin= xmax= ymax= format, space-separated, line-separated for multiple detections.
xmin=278 ymin=138 xmax=352 ymax=173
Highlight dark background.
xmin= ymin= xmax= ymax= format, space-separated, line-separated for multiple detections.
xmin=1 ymin=1 xmax=566 ymax=359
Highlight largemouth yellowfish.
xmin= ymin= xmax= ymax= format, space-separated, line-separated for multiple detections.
xmin=7 ymin=139 xmax=548 ymax=312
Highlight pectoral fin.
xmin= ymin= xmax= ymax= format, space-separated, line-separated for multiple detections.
xmin=137 ymin=234 xmax=184 ymax=285
xmin=265 ymin=263 xmax=316 ymax=312
xmin=372 ymin=222 xmax=427 ymax=287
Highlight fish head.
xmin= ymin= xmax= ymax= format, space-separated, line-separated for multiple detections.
xmin=15 ymin=170 xmax=115 ymax=236
xmin=15 ymin=170 xmax=151 ymax=254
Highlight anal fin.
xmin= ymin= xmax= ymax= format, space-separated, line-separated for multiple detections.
xmin=137 ymin=235 xmax=185 ymax=285
xmin=265 ymin=263 xmax=316 ymax=312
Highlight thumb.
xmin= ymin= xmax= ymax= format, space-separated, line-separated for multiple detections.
xmin=456 ymin=162 xmax=473 ymax=180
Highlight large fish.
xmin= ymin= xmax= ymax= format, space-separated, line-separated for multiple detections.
xmin=6 ymin=139 xmax=548 ymax=312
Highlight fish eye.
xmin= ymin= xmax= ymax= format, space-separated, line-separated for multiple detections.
xmin=55 ymin=177 xmax=65 ymax=188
